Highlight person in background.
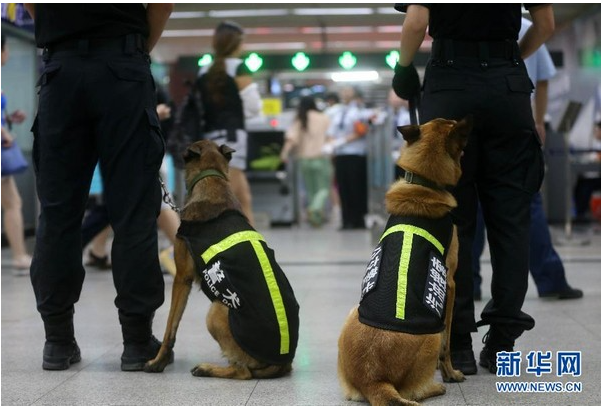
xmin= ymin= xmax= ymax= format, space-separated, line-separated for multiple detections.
xmin=387 ymin=89 xmax=411 ymax=179
xmin=393 ymin=4 xmax=554 ymax=374
xmin=326 ymin=86 xmax=372 ymax=230
xmin=1 ymin=34 xmax=32 ymax=275
xmin=280 ymin=96 xmax=332 ymax=227
xmin=473 ymin=17 xmax=583 ymax=302
xmin=573 ymin=116 xmax=601 ymax=223
xmin=24 ymin=3 xmax=174 ymax=372
xmin=199 ymin=20 xmax=263 ymax=226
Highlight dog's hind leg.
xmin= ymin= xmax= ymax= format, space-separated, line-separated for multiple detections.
xmin=364 ymin=382 xmax=419 ymax=406
xmin=191 ymin=362 xmax=253 ymax=379
xmin=249 ymin=363 xmax=292 ymax=379
xmin=439 ymin=228 xmax=465 ymax=383
xmin=145 ymin=243 xmax=195 ymax=373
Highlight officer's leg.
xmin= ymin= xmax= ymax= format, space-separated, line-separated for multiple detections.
xmin=97 ymin=107 xmax=165 ymax=320
xmin=93 ymin=53 xmax=165 ymax=370
xmin=30 ymin=64 xmax=97 ymax=369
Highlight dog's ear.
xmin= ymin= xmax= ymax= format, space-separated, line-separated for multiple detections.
xmin=397 ymin=124 xmax=421 ymax=145
xmin=446 ymin=115 xmax=473 ymax=158
xmin=183 ymin=144 xmax=201 ymax=163
xmin=219 ymin=144 xmax=236 ymax=162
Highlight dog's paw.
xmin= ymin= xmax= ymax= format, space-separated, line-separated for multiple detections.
xmin=442 ymin=368 xmax=465 ymax=383
xmin=191 ymin=363 xmax=213 ymax=377
xmin=144 ymin=358 xmax=167 ymax=373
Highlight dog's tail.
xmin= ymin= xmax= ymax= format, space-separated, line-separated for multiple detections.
xmin=364 ymin=382 xmax=417 ymax=406
xmin=250 ymin=363 xmax=292 ymax=379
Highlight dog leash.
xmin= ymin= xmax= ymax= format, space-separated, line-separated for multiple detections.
xmin=158 ymin=174 xmax=182 ymax=214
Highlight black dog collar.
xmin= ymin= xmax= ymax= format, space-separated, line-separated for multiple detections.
xmin=401 ymin=169 xmax=445 ymax=191
xmin=187 ymin=169 xmax=228 ymax=195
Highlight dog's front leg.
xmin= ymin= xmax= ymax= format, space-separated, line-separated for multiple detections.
xmin=145 ymin=244 xmax=195 ymax=373
xmin=439 ymin=228 xmax=465 ymax=382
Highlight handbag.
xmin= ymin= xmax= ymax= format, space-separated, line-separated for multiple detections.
xmin=1 ymin=142 xmax=29 ymax=176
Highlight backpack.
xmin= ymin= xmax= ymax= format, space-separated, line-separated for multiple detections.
xmin=166 ymin=76 xmax=206 ymax=169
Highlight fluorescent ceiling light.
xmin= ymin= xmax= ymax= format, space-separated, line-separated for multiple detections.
xmin=170 ymin=11 xmax=206 ymax=19
xmin=162 ymin=29 xmax=215 ymax=37
xmin=294 ymin=8 xmax=373 ymax=16
xmin=301 ymin=26 xmax=374 ymax=34
xmin=208 ymin=9 xmax=289 ymax=18
xmin=244 ymin=42 xmax=306 ymax=51
xmin=331 ymin=71 xmax=379 ymax=82
xmin=377 ymin=7 xmax=397 ymax=15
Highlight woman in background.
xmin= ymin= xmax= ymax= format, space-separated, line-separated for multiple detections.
xmin=199 ymin=21 xmax=262 ymax=225
xmin=1 ymin=34 xmax=32 ymax=275
xmin=281 ymin=96 xmax=332 ymax=227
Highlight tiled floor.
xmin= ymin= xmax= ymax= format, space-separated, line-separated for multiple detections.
xmin=1 ymin=219 xmax=600 ymax=405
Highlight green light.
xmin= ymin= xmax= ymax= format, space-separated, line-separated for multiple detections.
xmin=291 ymin=52 xmax=310 ymax=72
xmin=197 ymin=54 xmax=213 ymax=67
xmin=338 ymin=51 xmax=357 ymax=70
xmin=592 ymin=49 xmax=601 ymax=67
xmin=245 ymin=53 xmax=263 ymax=73
xmin=386 ymin=50 xmax=400 ymax=69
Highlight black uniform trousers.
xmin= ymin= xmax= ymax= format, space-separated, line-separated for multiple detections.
xmin=420 ymin=41 xmax=543 ymax=342
xmin=30 ymin=36 xmax=165 ymax=323
xmin=334 ymin=154 xmax=368 ymax=229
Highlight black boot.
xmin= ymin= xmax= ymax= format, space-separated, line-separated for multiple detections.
xmin=450 ymin=331 xmax=477 ymax=375
xmin=42 ymin=311 xmax=81 ymax=371
xmin=479 ymin=326 xmax=515 ymax=374
xmin=119 ymin=313 xmax=172 ymax=371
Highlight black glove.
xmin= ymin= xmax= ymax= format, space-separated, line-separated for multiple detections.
xmin=392 ymin=63 xmax=421 ymax=100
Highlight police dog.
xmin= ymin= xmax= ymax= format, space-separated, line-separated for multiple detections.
xmin=337 ymin=117 xmax=472 ymax=405
xmin=145 ymin=140 xmax=299 ymax=379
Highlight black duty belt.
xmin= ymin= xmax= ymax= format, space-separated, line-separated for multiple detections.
xmin=432 ymin=39 xmax=520 ymax=61
xmin=43 ymin=34 xmax=147 ymax=56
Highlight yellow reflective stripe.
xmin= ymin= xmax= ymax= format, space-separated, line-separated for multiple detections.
xmin=396 ymin=232 xmax=413 ymax=319
xmin=380 ymin=224 xmax=444 ymax=255
xmin=251 ymin=240 xmax=290 ymax=355
xmin=201 ymin=231 xmax=265 ymax=263
xmin=380 ymin=223 xmax=445 ymax=320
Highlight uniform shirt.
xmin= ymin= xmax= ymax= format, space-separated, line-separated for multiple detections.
xmin=177 ymin=210 xmax=299 ymax=365
xmin=394 ymin=4 xmax=544 ymax=41
xmin=326 ymin=101 xmax=371 ymax=156
xmin=358 ymin=214 xmax=453 ymax=334
xmin=32 ymin=4 xmax=148 ymax=47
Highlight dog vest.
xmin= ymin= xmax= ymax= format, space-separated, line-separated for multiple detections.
xmin=177 ymin=210 xmax=299 ymax=365
xmin=358 ymin=214 xmax=453 ymax=334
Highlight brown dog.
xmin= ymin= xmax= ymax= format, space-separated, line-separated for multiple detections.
xmin=144 ymin=140 xmax=299 ymax=379
xmin=337 ymin=117 xmax=472 ymax=405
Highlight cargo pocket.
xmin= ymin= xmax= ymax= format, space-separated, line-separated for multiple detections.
xmin=145 ymin=108 xmax=165 ymax=170
xmin=30 ymin=115 xmax=40 ymax=175
xmin=506 ymin=75 xmax=534 ymax=94
xmin=36 ymin=63 xmax=62 ymax=90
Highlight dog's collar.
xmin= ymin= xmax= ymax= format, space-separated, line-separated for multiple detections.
xmin=187 ymin=169 xmax=228 ymax=195
xmin=401 ymin=169 xmax=445 ymax=191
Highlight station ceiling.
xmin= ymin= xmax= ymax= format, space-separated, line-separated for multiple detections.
xmin=152 ymin=3 xmax=599 ymax=63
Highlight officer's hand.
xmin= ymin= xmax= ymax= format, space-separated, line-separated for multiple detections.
xmin=392 ymin=63 xmax=420 ymax=100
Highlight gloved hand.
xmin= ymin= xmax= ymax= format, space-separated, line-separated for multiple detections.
xmin=392 ymin=63 xmax=421 ymax=100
